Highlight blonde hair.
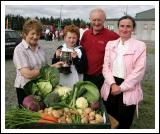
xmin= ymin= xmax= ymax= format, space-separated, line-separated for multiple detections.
xmin=90 ymin=8 xmax=106 ymax=20
xmin=22 ymin=19 xmax=42 ymax=39
xmin=63 ymin=24 xmax=80 ymax=39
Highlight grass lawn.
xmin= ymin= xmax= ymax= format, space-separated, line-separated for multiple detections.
xmin=131 ymin=80 xmax=155 ymax=128
xmin=131 ymin=46 xmax=155 ymax=129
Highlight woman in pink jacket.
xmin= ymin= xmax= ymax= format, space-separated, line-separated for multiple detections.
xmin=101 ymin=15 xmax=146 ymax=128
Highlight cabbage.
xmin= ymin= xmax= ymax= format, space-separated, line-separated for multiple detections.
xmin=40 ymin=65 xmax=60 ymax=88
xmin=73 ymin=81 xmax=100 ymax=104
xmin=23 ymin=80 xmax=39 ymax=95
xmin=36 ymin=81 xmax=52 ymax=98
xmin=43 ymin=91 xmax=60 ymax=107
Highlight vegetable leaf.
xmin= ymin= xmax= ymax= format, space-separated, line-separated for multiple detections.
xmin=40 ymin=65 xmax=60 ymax=88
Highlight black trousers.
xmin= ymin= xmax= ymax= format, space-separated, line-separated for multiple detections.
xmin=103 ymin=77 xmax=136 ymax=129
xmin=16 ymin=88 xmax=27 ymax=108
xmin=83 ymin=73 xmax=104 ymax=90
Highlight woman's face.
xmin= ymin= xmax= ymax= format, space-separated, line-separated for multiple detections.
xmin=25 ymin=29 xmax=41 ymax=46
xmin=118 ymin=19 xmax=134 ymax=40
xmin=64 ymin=32 xmax=78 ymax=48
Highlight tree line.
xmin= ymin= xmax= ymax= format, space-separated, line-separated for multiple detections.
xmin=5 ymin=14 xmax=89 ymax=31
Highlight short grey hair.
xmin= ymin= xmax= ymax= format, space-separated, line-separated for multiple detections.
xmin=89 ymin=8 xmax=106 ymax=20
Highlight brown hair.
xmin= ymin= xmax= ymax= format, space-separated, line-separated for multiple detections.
xmin=118 ymin=15 xmax=136 ymax=29
xmin=22 ymin=19 xmax=42 ymax=39
xmin=63 ymin=24 xmax=80 ymax=39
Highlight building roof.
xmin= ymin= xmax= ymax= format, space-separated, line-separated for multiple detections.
xmin=106 ymin=18 xmax=154 ymax=22
xmin=106 ymin=8 xmax=155 ymax=21
xmin=135 ymin=8 xmax=155 ymax=19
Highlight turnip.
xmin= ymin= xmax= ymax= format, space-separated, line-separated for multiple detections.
xmin=22 ymin=95 xmax=40 ymax=112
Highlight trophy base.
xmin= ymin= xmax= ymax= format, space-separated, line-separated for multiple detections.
xmin=60 ymin=67 xmax=72 ymax=74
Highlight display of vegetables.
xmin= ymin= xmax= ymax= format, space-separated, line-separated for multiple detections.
xmin=6 ymin=64 xmax=108 ymax=128
xmin=24 ymin=80 xmax=101 ymax=111
xmin=38 ymin=107 xmax=104 ymax=124
xmin=67 ymin=80 xmax=100 ymax=109
xmin=6 ymin=106 xmax=105 ymax=128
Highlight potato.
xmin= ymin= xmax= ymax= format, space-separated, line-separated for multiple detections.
xmin=84 ymin=107 xmax=92 ymax=114
xmin=47 ymin=107 xmax=53 ymax=112
xmin=57 ymin=109 xmax=64 ymax=117
xmin=95 ymin=114 xmax=104 ymax=123
xmin=38 ymin=110 xmax=43 ymax=113
xmin=52 ymin=110 xmax=61 ymax=118
xmin=81 ymin=117 xmax=89 ymax=124
xmin=66 ymin=117 xmax=72 ymax=123
xmin=89 ymin=111 xmax=95 ymax=116
xmin=89 ymin=120 xmax=97 ymax=124
xmin=77 ymin=109 xmax=83 ymax=115
xmin=58 ymin=116 xmax=66 ymax=123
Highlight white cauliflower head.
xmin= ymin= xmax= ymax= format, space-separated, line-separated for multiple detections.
xmin=76 ymin=97 xmax=88 ymax=109
xmin=54 ymin=85 xmax=72 ymax=96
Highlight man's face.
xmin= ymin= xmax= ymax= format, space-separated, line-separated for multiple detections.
xmin=90 ymin=11 xmax=105 ymax=32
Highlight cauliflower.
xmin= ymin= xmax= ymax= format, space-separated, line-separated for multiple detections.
xmin=54 ymin=85 xmax=72 ymax=96
xmin=76 ymin=97 xmax=88 ymax=109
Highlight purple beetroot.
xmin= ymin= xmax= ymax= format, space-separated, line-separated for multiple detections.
xmin=22 ymin=95 xmax=40 ymax=112
xmin=90 ymin=101 xmax=100 ymax=110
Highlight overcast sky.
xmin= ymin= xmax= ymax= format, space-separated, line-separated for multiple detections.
xmin=5 ymin=4 xmax=155 ymax=22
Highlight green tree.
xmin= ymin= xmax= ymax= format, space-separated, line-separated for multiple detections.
xmin=5 ymin=14 xmax=88 ymax=31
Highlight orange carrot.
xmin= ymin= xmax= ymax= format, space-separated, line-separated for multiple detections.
xmin=38 ymin=119 xmax=55 ymax=124
xmin=40 ymin=113 xmax=58 ymax=123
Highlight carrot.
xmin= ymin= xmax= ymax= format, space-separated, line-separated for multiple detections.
xmin=38 ymin=119 xmax=55 ymax=124
xmin=40 ymin=113 xmax=58 ymax=123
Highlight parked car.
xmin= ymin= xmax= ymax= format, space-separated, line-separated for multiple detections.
xmin=5 ymin=29 xmax=22 ymax=56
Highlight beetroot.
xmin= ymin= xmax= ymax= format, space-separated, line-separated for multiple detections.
xmin=22 ymin=95 xmax=40 ymax=112
xmin=90 ymin=101 xmax=100 ymax=110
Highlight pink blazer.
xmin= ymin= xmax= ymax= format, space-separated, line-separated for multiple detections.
xmin=101 ymin=38 xmax=146 ymax=109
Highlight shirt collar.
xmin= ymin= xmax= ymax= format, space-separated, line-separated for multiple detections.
xmin=61 ymin=43 xmax=74 ymax=52
xmin=119 ymin=38 xmax=131 ymax=46
xmin=22 ymin=39 xmax=40 ymax=50
xmin=118 ymin=38 xmax=135 ymax=54
xmin=90 ymin=27 xmax=105 ymax=35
